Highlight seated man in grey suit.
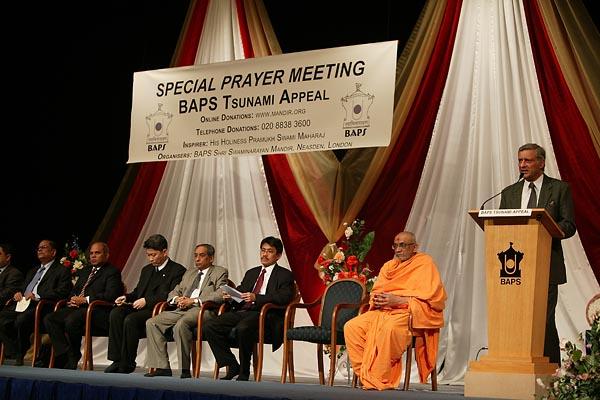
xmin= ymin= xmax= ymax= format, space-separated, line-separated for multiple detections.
xmin=144 ymin=243 xmax=228 ymax=378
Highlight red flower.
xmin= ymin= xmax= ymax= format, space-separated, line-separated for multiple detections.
xmin=69 ymin=249 xmax=79 ymax=259
xmin=317 ymin=255 xmax=325 ymax=264
xmin=346 ymin=255 xmax=358 ymax=271
xmin=63 ymin=259 xmax=72 ymax=268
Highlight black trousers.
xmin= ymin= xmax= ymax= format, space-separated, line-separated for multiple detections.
xmin=545 ymin=284 xmax=560 ymax=365
xmin=44 ymin=305 xmax=110 ymax=363
xmin=0 ymin=301 xmax=53 ymax=359
xmin=203 ymin=310 xmax=259 ymax=375
xmin=107 ymin=306 xmax=152 ymax=367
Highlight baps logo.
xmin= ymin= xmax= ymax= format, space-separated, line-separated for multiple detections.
xmin=341 ymin=83 xmax=374 ymax=137
xmin=145 ymin=104 xmax=172 ymax=151
xmin=498 ymin=242 xmax=523 ymax=285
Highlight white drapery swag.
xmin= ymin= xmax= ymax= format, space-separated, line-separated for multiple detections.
xmin=90 ymin=0 xmax=316 ymax=379
xmin=405 ymin=0 xmax=599 ymax=384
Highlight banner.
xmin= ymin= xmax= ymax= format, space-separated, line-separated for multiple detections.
xmin=128 ymin=41 xmax=397 ymax=163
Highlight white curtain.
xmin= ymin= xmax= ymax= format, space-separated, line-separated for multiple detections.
xmin=405 ymin=0 xmax=599 ymax=383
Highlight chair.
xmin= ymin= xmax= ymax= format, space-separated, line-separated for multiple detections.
xmin=148 ymin=279 xmax=235 ymax=377
xmin=0 ymin=298 xmax=62 ymax=367
xmin=213 ymin=282 xmax=301 ymax=381
xmin=281 ymin=278 xmax=366 ymax=386
xmin=402 ymin=312 xmax=439 ymax=391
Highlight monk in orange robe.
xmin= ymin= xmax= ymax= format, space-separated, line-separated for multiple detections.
xmin=344 ymin=231 xmax=446 ymax=390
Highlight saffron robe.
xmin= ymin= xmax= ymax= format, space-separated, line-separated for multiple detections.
xmin=344 ymin=252 xmax=447 ymax=390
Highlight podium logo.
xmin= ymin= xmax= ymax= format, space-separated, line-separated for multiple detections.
xmin=497 ymin=242 xmax=523 ymax=285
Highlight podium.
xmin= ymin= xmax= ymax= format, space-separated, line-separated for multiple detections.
xmin=464 ymin=208 xmax=564 ymax=399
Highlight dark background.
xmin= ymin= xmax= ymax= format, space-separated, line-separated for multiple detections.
xmin=2 ymin=1 xmax=598 ymax=271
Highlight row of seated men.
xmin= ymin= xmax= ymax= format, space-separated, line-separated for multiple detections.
xmin=0 ymin=235 xmax=295 ymax=381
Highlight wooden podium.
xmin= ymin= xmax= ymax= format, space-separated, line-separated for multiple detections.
xmin=464 ymin=208 xmax=564 ymax=399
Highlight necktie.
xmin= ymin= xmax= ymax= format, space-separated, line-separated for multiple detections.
xmin=185 ymin=270 xmax=203 ymax=297
xmin=242 ymin=268 xmax=266 ymax=310
xmin=24 ymin=266 xmax=46 ymax=295
xmin=527 ymin=182 xmax=537 ymax=208
xmin=79 ymin=266 xmax=98 ymax=297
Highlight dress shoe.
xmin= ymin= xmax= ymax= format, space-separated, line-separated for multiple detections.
xmin=236 ymin=374 xmax=249 ymax=381
xmin=104 ymin=362 xmax=120 ymax=373
xmin=220 ymin=363 xmax=240 ymax=380
xmin=34 ymin=358 xmax=48 ymax=368
xmin=63 ymin=358 xmax=79 ymax=370
xmin=144 ymin=368 xmax=172 ymax=377
xmin=180 ymin=369 xmax=192 ymax=379
xmin=14 ymin=357 xmax=24 ymax=367
xmin=119 ymin=363 xmax=136 ymax=374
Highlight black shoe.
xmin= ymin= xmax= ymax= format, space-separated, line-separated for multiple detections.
xmin=34 ymin=358 xmax=48 ymax=368
xmin=63 ymin=358 xmax=79 ymax=370
xmin=53 ymin=353 xmax=68 ymax=369
xmin=180 ymin=369 xmax=192 ymax=379
xmin=236 ymin=374 xmax=249 ymax=381
xmin=220 ymin=363 xmax=240 ymax=380
xmin=118 ymin=363 xmax=136 ymax=374
xmin=104 ymin=362 xmax=120 ymax=373
xmin=14 ymin=357 xmax=24 ymax=367
xmin=144 ymin=368 xmax=172 ymax=377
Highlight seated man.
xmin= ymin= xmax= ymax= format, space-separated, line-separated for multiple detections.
xmin=0 ymin=240 xmax=71 ymax=366
xmin=144 ymin=243 xmax=228 ymax=378
xmin=44 ymin=241 xmax=123 ymax=369
xmin=203 ymin=236 xmax=295 ymax=381
xmin=0 ymin=243 xmax=24 ymax=306
xmin=105 ymin=234 xmax=186 ymax=374
xmin=344 ymin=231 xmax=447 ymax=390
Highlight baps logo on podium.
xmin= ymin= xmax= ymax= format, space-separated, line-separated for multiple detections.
xmin=497 ymin=242 xmax=523 ymax=285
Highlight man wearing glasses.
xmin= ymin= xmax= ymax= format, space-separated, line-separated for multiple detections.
xmin=344 ymin=231 xmax=447 ymax=390
xmin=203 ymin=236 xmax=295 ymax=381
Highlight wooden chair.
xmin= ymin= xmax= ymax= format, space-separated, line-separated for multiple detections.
xmin=0 ymin=298 xmax=63 ymax=367
xmin=281 ymin=278 xmax=366 ymax=386
xmin=213 ymin=282 xmax=301 ymax=381
xmin=402 ymin=312 xmax=439 ymax=391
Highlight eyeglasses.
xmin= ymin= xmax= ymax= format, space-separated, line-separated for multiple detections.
xmin=37 ymin=245 xmax=50 ymax=250
xmin=260 ymin=248 xmax=276 ymax=255
xmin=392 ymin=242 xmax=415 ymax=250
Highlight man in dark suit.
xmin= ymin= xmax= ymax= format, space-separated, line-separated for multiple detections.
xmin=44 ymin=241 xmax=123 ymax=369
xmin=0 ymin=243 xmax=24 ymax=306
xmin=500 ymin=143 xmax=576 ymax=364
xmin=203 ymin=236 xmax=295 ymax=381
xmin=0 ymin=240 xmax=72 ymax=366
xmin=144 ymin=243 xmax=228 ymax=378
xmin=104 ymin=234 xmax=186 ymax=374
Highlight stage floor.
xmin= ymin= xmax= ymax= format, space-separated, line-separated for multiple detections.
xmin=0 ymin=363 xmax=489 ymax=400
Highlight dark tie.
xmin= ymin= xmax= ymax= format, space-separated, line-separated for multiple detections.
xmin=79 ymin=267 xmax=99 ymax=297
xmin=527 ymin=182 xmax=537 ymax=208
xmin=242 ymin=268 xmax=266 ymax=310
xmin=185 ymin=270 xmax=203 ymax=297
xmin=24 ymin=266 xmax=46 ymax=295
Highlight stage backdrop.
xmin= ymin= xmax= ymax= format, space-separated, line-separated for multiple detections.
xmin=94 ymin=0 xmax=600 ymax=383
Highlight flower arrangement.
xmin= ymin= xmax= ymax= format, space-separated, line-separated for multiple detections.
xmin=315 ymin=219 xmax=376 ymax=291
xmin=60 ymin=236 xmax=88 ymax=275
xmin=537 ymin=299 xmax=600 ymax=400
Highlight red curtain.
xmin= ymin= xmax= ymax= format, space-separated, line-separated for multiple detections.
xmin=524 ymin=0 xmax=600 ymax=282
xmin=359 ymin=0 xmax=463 ymax=273
xmin=107 ymin=0 xmax=210 ymax=269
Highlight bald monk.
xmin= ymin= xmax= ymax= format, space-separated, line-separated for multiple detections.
xmin=344 ymin=231 xmax=446 ymax=390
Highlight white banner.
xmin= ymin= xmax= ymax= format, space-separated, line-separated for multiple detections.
xmin=128 ymin=41 xmax=397 ymax=163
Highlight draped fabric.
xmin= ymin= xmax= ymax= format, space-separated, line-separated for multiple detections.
xmin=97 ymin=0 xmax=600 ymax=383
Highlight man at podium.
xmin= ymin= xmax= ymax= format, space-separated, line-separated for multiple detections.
xmin=499 ymin=143 xmax=576 ymax=364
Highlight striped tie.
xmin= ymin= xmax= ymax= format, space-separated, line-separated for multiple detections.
xmin=79 ymin=266 xmax=98 ymax=296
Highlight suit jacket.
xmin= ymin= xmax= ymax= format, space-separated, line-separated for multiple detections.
xmin=23 ymin=259 xmax=72 ymax=300
xmin=500 ymin=174 xmax=576 ymax=284
xmin=0 ymin=265 xmax=24 ymax=305
xmin=234 ymin=264 xmax=295 ymax=350
xmin=167 ymin=265 xmax=228 ymax=305
xmin=125 ymin=259 xmax=186 ymax=309
xmin=72 ymin=262 xmax=123 ymax=304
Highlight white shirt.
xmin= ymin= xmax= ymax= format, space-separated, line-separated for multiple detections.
xmin=521 ymin=175 xmax=544 ymax=209
xmin=256 ymin=263 xmax=276 ymax=295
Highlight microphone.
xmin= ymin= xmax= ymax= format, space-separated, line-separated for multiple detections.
xmin=479 ymin=173 xmax=524 ymax=210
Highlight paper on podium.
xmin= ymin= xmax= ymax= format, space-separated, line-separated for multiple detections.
xmin=221 ymin=285 xmax=244 ymax=303
xmin=15 ymin=298 xmax=30 ymax=313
